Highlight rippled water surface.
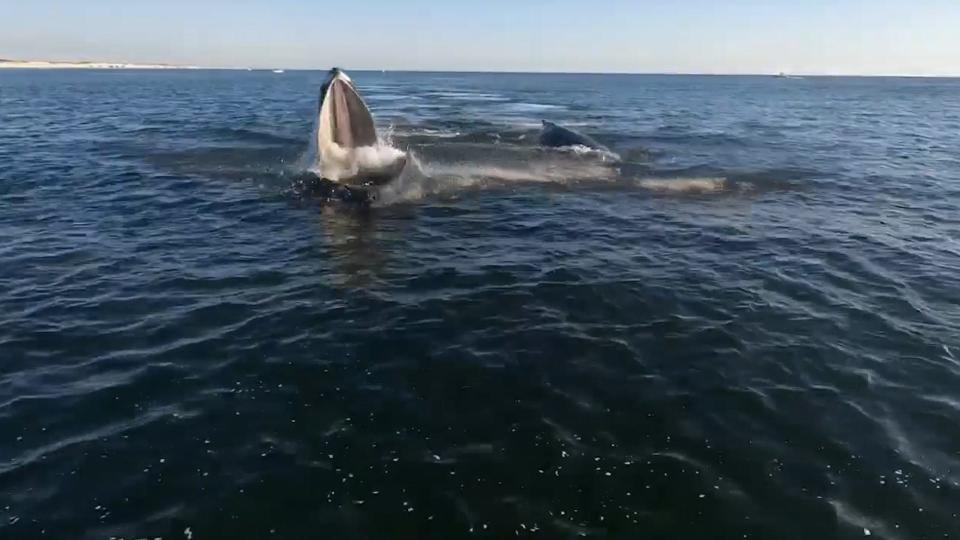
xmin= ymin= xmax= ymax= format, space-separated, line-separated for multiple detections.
xmin=2 ymin=70 xmax=960 ymax=540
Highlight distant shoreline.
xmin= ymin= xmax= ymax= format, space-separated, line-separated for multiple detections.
xmin=0 ymin=60 xmax=194 ymax=70
xmin=0 ymin=60 xmax=955 ymax=78
xmin=0 ymin=59 xmax=240 ymax=70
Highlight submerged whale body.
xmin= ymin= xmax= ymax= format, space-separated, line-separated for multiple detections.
xmin=314 ymin=68 xmax=407 ymax=186
xmin=538 ymin=120 xmax=608 ymax=152
xmin=295 ymin=174 xmax=375 ymax=204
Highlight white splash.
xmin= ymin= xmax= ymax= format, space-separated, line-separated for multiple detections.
xmin=559 ymin=144 xmax=622 ymax=163
xmin=310 ymin=142 xmax=406 ymax=182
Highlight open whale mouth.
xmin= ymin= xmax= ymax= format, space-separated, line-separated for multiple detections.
xmin=315 ymin=70 xmax=408 ymax=185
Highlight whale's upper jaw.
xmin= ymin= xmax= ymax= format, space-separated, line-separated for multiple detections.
xmin=331 ymin=70 xmax=353 ymax=85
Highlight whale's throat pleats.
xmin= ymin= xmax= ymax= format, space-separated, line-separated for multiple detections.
xmin=321 ymin=78 xmax=378 ymax=150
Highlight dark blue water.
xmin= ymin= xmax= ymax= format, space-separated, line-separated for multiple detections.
xmin=2 ymin=70 xmax=960 ymax=540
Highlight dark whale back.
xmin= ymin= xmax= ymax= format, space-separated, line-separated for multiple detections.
xmin=539 ymin=121 xmax=606 ymax=150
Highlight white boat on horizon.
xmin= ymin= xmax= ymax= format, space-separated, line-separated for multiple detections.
xmin=273 ymin=69 xmax=285 ymax=74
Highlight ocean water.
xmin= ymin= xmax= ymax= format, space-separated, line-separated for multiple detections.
xmin=1 ymin=69 xmax=959 ymax=540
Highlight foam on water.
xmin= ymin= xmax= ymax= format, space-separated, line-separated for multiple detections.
xmin=375 ymin=152 xmax=619 ymax=205
xmin=636 ymin=177 xmax=729 ymax=193
xmin=559 ymin=144 xmax=622 ymax=163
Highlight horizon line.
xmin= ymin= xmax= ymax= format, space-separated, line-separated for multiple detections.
xmin=292 ymin=68 xmax=960 ymax=79
xmin=2 ymin=58 xmax=958 ymax=78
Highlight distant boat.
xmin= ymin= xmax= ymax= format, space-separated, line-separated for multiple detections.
xmin=273 ymin=69 xmax=285 ymax=74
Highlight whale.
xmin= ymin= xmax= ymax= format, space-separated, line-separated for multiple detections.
xmin=538 ymin=120 xmax=609 ymax=152
xmin=314 ymin=68 xmax=407 ymax=186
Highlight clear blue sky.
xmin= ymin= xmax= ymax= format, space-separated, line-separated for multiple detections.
xmin=1 ymin=0 xmax=958 ymax=75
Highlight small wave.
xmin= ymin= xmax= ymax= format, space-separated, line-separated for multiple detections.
xmin=208 ymin=127 xmax=300 ymax=146
xmin=368 ymin=94 xmax=421 ymax=102
xmin=505 ymin=103 xmax=565 ymax=112
xmin=829 ymin=500 xmax=898 ymax=540
xmin=396 ymin=128 xmax=463 ymax=139
xmin=426 ymin=91 xmax=509 ymax=101
xmin=645 ymin=126 xmax=748 ymax=147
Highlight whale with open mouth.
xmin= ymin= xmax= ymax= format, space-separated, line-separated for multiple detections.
xmin=314 ymin=68 xmax=407 ymax=187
